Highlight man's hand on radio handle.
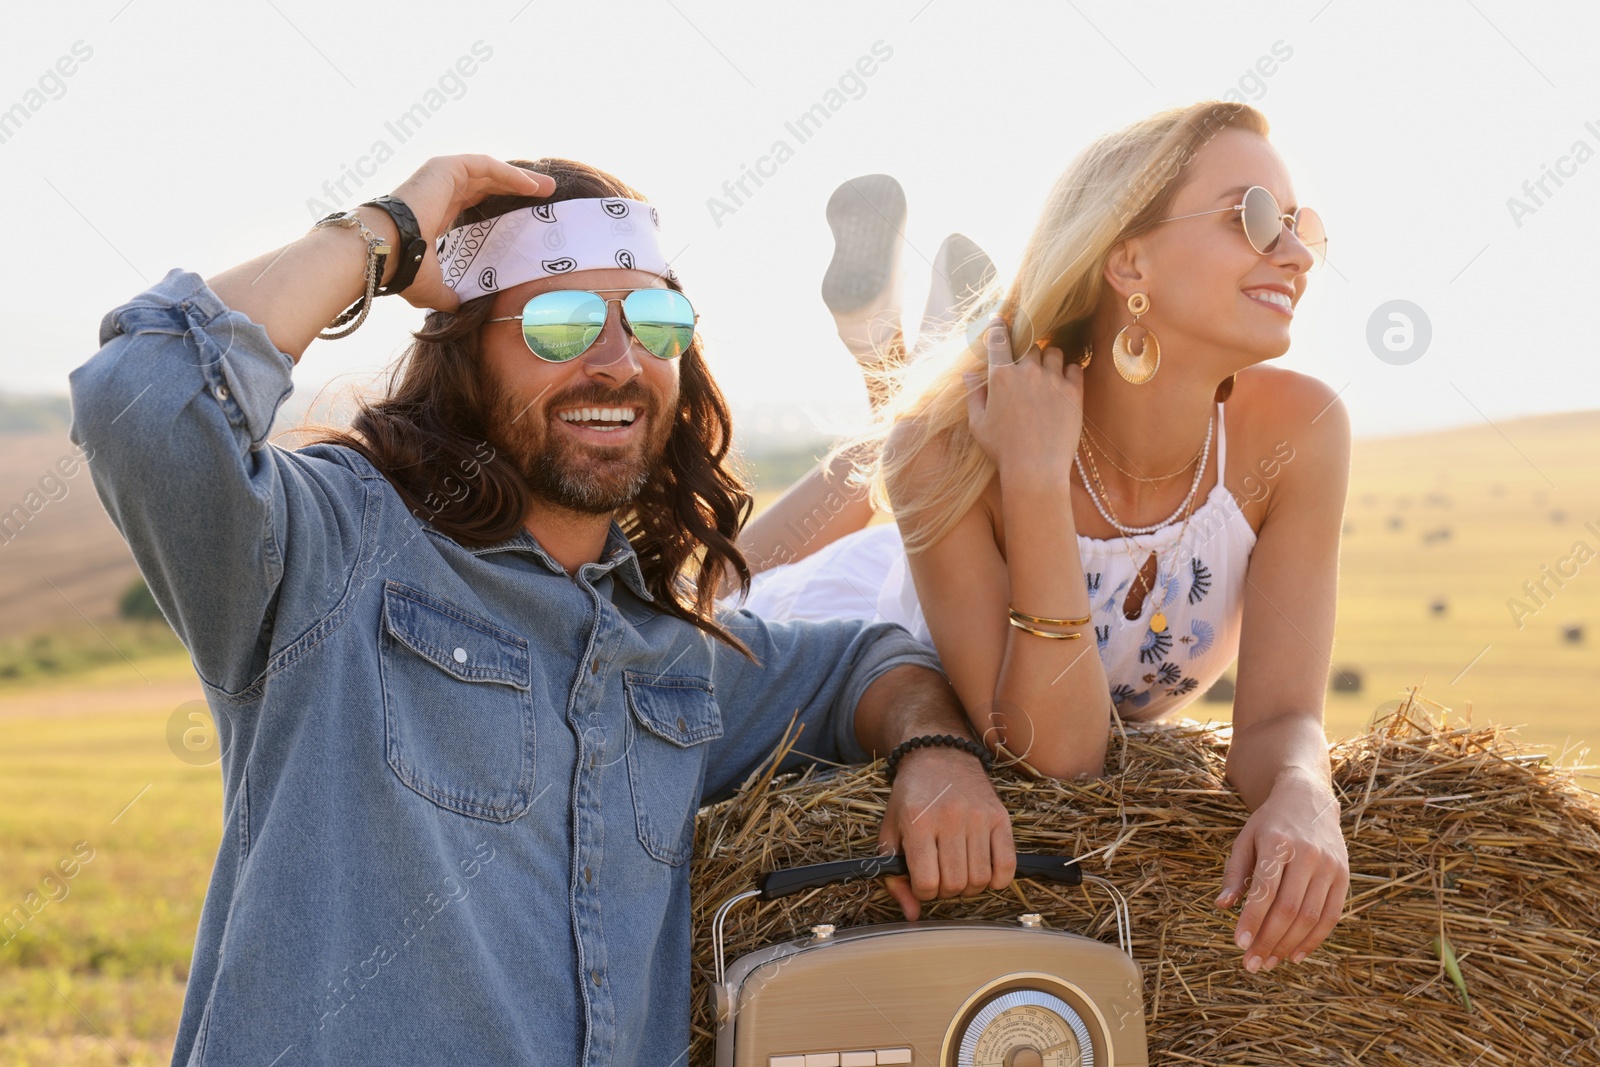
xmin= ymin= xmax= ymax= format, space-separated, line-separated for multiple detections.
xmin=877 ymin=744 xmax=1016 ymax=922
xmin=851 ymin=663 xmax=1016 ymax=921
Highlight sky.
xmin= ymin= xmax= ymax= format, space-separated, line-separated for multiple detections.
xmin=3 ymin=0 xmax=1597 ymax=441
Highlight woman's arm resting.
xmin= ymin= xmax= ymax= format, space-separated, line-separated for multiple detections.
xmin=900 ymin=345 xmax=1112 ymax=781
xmin=1219 ymin=379 xmax=1352 ymax=973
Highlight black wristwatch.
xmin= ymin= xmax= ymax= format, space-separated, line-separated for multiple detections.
xmin=359 ymin=195 xmax=427 ymax=297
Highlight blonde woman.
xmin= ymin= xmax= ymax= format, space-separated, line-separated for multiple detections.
xmin=731 ymin=101 xmax=1350 ymax=975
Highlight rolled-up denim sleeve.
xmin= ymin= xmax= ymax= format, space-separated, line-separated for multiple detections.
xmin=68 ymin=268 xmax=364 ymax=693
xmin=701 ymin=608 xmax=945 ymax=805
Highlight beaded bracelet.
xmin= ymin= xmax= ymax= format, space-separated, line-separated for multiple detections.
xmin=883 ymin=733 xmax=994 ymax=785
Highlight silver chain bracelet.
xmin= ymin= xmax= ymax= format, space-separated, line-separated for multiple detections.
xmin=311 ymin=211 xmax=392 ymax=340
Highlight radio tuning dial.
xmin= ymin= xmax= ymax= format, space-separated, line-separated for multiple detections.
xmin=955 ymin=988 xmax=1094 ymax=1067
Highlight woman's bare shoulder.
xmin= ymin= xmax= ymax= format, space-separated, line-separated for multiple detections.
xmin=1228 ymin=365 xmax=1351 ymax=516
xmin=1230 ymin=365 xmax=1347 ymax=428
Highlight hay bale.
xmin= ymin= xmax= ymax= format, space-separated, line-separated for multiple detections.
xmin=689 ymin=687 xmax=1600 ymax=1065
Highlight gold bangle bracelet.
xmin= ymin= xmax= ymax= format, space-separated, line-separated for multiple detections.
xmin=1007 ymin=616 xmax=1085 ymax=640
xmin=1008 ymin=607 xmax=1092 ymax=628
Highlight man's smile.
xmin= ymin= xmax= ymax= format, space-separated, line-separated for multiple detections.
xmin=554 ymin=403 xmax=644 ymax=440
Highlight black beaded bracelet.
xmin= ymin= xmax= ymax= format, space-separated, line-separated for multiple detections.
xmin=883 ymin=733 xmax=994 ymax=785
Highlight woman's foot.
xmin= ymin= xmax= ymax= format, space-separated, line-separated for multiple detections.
xmin=919 ymin=232 xmax=996 ymax=342
xmin=821 ymin=174 xmax=907 ymax=377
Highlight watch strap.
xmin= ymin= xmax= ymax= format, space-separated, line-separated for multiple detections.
xmin=360 ymin=195 xmax=427 ymax=297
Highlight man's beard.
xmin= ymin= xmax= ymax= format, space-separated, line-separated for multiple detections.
xmin=483 ymin=376 xmax=675 ymax=515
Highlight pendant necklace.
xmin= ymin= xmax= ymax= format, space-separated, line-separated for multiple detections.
xmin=1077 ymin=439 xmax=1206 ymax=635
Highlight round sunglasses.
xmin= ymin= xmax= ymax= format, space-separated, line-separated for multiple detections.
xmin=488 ymin=287 xmax=697 ymax=363
xmin=1157 ymin=185 xmax=1327 ymax=269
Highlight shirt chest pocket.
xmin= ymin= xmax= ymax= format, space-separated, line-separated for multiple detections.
xmin=378 ymin=581 xmax=535 ymax=823
xmin=622 ymin=671 xmax=722 ymax=865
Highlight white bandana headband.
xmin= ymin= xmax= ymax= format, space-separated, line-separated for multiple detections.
xmin=434 ymin=197 xmax=678 ymax=303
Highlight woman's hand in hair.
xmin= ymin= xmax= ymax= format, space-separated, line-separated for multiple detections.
xmin=962 ymin=316 xmax=1085 ymax=487
xmin=386 ymin=155 xmax=554 ymax=314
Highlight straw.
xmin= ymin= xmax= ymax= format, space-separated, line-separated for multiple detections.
xmin=687 ymin=684 xmax=1600 ymax=1065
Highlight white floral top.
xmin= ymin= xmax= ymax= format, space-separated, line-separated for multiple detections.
xmin=1074 ymin=403 xmax=1256 ymax=719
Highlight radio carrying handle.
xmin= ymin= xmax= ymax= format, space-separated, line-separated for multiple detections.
xmin=711 ymin=853 xmax=1133 ymax=988
xmin=758 ymin=854 xmax=1081 ymax=898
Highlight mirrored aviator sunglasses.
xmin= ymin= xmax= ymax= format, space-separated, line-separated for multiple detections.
xmin=488 ymin=288 xmax=697 ymax=362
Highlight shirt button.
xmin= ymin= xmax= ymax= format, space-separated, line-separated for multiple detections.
xmin=453 ymin=647 xmax=468 ymax=664
xmin=590 ymin=659 xmax=600 ymax=675
xmin=214 ymin=385 xmax=228 ymax=401
xmin=591 ymin=969 xmax=602 ymax=986
xmin=584 ymin=866 xmax=592 ymax=883
xmin=677 ymin=716 xmax=687 ymax=732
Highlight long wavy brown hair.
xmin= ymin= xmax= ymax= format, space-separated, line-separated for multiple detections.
xmin=302 ymin=158 xmax=755 ymax=655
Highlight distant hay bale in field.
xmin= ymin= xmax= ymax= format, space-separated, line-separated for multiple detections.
xmin=1430 ymin=598 xmax=1448 ymax=616
xmin=688 ymin=688 xmax=1600 ymax=1065
xmin=1564 ymin=624 xmax=1585 ymax=645
xmin=1421 ymin=526 xmax=1452 ymax=545
xmin=1388 ymin=515 xmax=1403 ymax=531
xmin=1203 ymin=675 xmax=1235 ymax=703
xmin=1331 ymin=666 xmax=1364 ymax=693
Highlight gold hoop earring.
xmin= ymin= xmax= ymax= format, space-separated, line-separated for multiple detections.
xmin=1112 ymin=292 xmax=1160 ymax=385
xmin=1080 ymin=344 xmax=1093 ymax=369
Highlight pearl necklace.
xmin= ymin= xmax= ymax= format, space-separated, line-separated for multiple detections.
xmin=1074 ymin=415 xmax=1213 ymax=536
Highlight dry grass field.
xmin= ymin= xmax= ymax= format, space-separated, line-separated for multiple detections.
xmin=1 ymin=409 xmax=1596 ymax=1062
xmin=0 ymin=432 xmax=142 ymax=641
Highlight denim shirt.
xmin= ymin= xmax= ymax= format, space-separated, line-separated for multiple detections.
xmin=68 ymin=269 xmax=942 ymax=1067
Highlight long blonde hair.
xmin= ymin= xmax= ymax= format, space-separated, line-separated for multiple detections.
xmin=842 ymin=99 xmax=1270 ymax=553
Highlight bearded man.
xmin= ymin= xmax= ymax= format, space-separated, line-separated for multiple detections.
xmin=68 ymin=154 xmax=1013 ymax=1067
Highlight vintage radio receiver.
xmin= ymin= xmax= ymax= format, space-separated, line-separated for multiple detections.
xmin=709 ymin=854 xmax=1148 ymax=1067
